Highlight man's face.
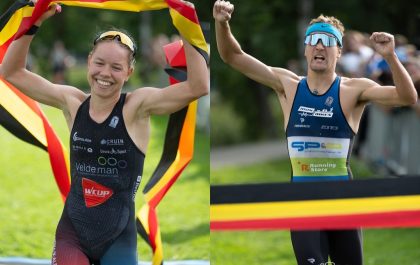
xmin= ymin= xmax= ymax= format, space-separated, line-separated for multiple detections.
xmin=87 ymin=41 xmax=133 ymax=98
xmin=304 ymin=33 xmax=342 ymax=73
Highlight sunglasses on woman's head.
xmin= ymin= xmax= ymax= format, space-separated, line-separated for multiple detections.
xmin=94 ymin=31 xmax=137 ymax=56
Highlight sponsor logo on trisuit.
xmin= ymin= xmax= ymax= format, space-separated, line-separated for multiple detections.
xmin=109 ymin=116 xmax=119 ymax=128
xmin=100 ymin=138 xmax=124 ymax=146
xmin=298 ymin=106 xmax=334 ymax=118
xmin=299 ymin=161 xmax=337 ymax=172
xmin=82 ymin=178 xmax=113 ymax=208
xmin=73 ymin=132 xmax=92 ymax=143
xmin=291 ymin=141 xmax=342 ymax=152
xmin=325 ymin=96 xmax=334 ymax=107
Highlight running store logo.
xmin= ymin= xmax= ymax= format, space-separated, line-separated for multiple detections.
xmin=299 ymin=162 xmax=337 ymax=173
xmin=82 ymin=178 xmax=114 ymax=207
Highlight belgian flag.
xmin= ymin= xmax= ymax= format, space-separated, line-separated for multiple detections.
xmin=211 ymin=177 xmax=420 ymax=230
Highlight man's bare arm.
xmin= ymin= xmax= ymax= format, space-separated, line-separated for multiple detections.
xmin=360 ymin=32 xmax=417 ymax=105
xmin=213 ymin=0 xmax=299 ymax=93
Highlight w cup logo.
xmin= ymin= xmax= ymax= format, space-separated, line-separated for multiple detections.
xmin=82 ymin=178 xmax=114 ymax=207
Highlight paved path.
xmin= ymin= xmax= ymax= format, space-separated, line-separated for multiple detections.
xmin=0 ymin=258 xmax=209 ymax=265
xmin=211 ymin=140 xmax=288 ymax=170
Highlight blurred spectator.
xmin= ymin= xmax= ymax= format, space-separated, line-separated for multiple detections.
xmin=395 ymin=34 xmax=410 ymax=62
xmin=405 ymin=57 xmax=420 ymax=83
xmin=139 ymin=34 xmax=171 ymax=86
xmin=287 ymin=59 xmax=304 ymax=76
xmin=367 ymin=34 xmax=418 ymax=86
xmin=50 ymin=40 xmax=74 ymax=84
xmin=338 ymin=30 xmax=374 ymax=77
xmin=150 ymin=34 xmax=170 ymax=68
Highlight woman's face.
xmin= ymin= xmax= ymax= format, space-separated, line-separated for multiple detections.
xmin=87 ymin=41 xmax=133 ymax=98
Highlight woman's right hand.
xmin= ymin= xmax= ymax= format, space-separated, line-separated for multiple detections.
xmin=31 ymin=0 xmax=61 ymax=26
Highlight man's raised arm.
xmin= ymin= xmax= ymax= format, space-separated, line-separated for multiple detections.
xmin=213 ymin=0 xmax=298 ymax=92
xmin=360 ymin=32 xmax=417 ymax=106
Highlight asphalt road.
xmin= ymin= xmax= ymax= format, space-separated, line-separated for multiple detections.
xmin=211 ymin=140 xmax=288 ymax=170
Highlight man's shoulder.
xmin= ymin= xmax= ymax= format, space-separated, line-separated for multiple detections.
xmin=340 ymin=76 xmax=377 ymax=90
xmin=271 ymin=67 xmax=301 ymax=90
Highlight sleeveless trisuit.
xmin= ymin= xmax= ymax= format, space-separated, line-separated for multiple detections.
xmin=53 ymin=94 xmax=144 ymax=265
xmin=286 ymin=77 xmax=363 ymax=265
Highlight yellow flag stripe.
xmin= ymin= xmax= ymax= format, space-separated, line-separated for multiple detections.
xmin=56 ymin=1 xmax=208 ymax=55
xmin=169 ymin=8 xmax=208 ymax=54
xmin=178 ymin=100 xmax=197 ymax=157
xmin=137 ymin=204 xmax=150 ymax=234
xmin=211 ymin=195 xmax=420 ymax=221
xmin=152 ymin=225 xmax=163 ymax=265
xmin=0 ymin=6 xmax=34 ymax=46
xmin=55 ymin=0 xmax=167 ymax=12
xmin=0 ymin=79 xmax=47 ymax=146
xmin=144 ymin=101 xmax=197 ymax=201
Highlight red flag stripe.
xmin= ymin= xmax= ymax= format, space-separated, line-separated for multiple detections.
xmin=41 ymin=115 xmax=70 ymax=199
xmin=1 ymin=80 xmax=71 ymax=200
xmin=148 ymin=162 xmax=190 ymax=207
xmin=148 ymin=207 xmax=159 ymax=251
xmin=210 ymin=210 xmax=420 ymax=230
xmin=0 ymin=38 xmax=13 ymax=61
xmin=15 ymin=10 xmax=43 ymax=39
xmin=1 ymin=15 xmax=32 ymax=61
xmin=165 ymin=0 xmax=199 ymax=24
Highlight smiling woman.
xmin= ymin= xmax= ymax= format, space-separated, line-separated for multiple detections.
xmin=0 ymin=0 xmax=209 ymax=264
xmin=87 ymin=34 xmax=135 ymax=108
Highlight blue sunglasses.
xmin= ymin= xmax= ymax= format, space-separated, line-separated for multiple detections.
xmin=304 ymin=33 xmax=342 ymax=47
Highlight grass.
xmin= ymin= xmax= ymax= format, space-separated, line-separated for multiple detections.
xmin=211 ymin=228 xmax=420 ymax=265
xmin=211 ymin=157 xmax=377 ymax=184
xmin=211 ymin=158 xmax=420 ymax=264
xmin=0 ymin=104 xmax=209 ymax=261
